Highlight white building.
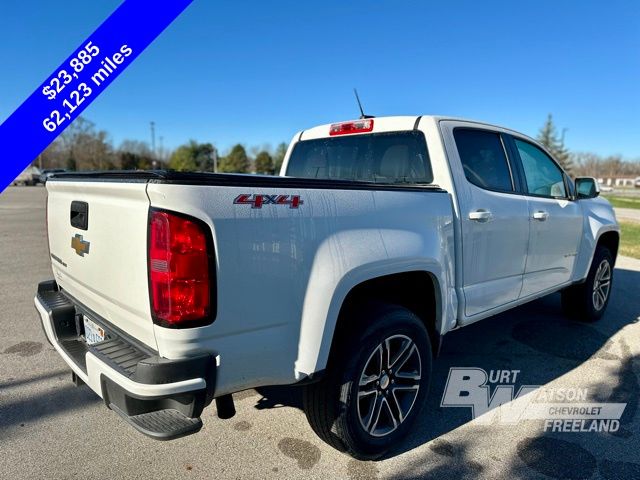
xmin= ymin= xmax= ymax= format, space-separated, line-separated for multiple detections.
xmin=597 ymin=177 xmax=639 ymax=187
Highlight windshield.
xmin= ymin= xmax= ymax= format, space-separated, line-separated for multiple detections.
xmin=286 ymin=131 xmax=433 ymax=184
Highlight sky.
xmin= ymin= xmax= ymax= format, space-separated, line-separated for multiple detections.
xmin=1 ymin=0 xmax=639 ymax=158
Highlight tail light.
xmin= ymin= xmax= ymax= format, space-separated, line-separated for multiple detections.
xmin=329 ymin=119 xmax=374 ymax=136
xmin=148 ymin=209 xmax=214 ymax=328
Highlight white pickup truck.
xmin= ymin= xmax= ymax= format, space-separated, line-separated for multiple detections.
xmin=35 ymin=115 xmax=619 ymax=458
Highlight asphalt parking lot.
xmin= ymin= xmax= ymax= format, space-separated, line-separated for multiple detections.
xmin=1 ymin=186 xmax=639 ymax=480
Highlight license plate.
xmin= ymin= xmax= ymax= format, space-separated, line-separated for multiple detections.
xmin=83 ymin=316 xmax=105 ymax=345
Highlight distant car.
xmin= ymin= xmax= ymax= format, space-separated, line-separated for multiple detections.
xmin=12 ymin=166 xmax=41 ymax=186
xmin=599 ymin=184 xmax=614 ymax=193
xmin=39 ymin=168 xmax=67 ymax=184
xmin=635 ymin=177 xmax=640 ymax=189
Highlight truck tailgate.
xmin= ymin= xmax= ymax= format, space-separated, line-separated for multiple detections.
xmin=46 ymin=180 xmax=156 ymax=349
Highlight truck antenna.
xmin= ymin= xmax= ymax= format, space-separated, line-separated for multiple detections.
xmin=353 ymin=88 xmax=375 ymax=119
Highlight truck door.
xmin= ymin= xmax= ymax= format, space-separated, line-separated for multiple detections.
xmin=441 ymin=123 xmax=530 ymax=318
xmin=508 ymin=137 xmax=583 ymax=297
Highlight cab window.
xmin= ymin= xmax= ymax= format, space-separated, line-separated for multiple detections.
xmin=514 ymin=139 xmax=567 ymax=198
xmin=453 ymin=129 xmax=514 ymax=192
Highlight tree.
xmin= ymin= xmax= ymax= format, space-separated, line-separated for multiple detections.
xmin=168 ymin=140 xmax=216 ymax=171
xmin=273 ymin=142 xmax=288 ymax=174
xmin=118 ymin=140 xmax=153 ymax=170
xmin=58 ymin=116 xmax=115 ymax=170
xmin=254 ymin=151 xmax=274 ymax=175
xmin=192 ymin=142 xmax=216 ymax=171
xmin=219 ymin=144 xmax=250 ymax=173
xmin=571 ymin=152 xmax=640 ymax=178
xmin=169 ymin=144 xmax=197 ymax=171
xmin=537 ymin=114 xmax=573 ymax=173
xmin=66 ymin=156 xmax=77 ymax=171
xmin=37 ymin=139 xmax=67 ymax=169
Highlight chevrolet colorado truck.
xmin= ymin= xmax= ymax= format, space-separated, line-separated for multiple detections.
xmin=35 ymin=116 xmax=619 ymax=458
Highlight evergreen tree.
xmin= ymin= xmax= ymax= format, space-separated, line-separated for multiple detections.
xmin=273 ymin=142 xmax=288 ymax=174
xmin=168 ymin=140 xmax=215 ymax=171
xmin=219 ymin=144 xmax=250 ymax=173
xmin=537 ymin=114 xmax=573 ymax=173
xmin=168 ymin=143 xmax=198 ymax=171
xmin=254 ymin=151 xmax=274 ymax=175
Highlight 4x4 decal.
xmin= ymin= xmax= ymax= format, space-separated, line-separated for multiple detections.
xmin=233 ymin=194 xmax=303 ymax=209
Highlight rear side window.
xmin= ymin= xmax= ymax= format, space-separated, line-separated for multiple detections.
xmin=285 ymin=131 xmax=432 ymax=184
xmin=514 ymin=139 xmax=567 ymax=198
xmin=454 ymin=129 xmax=513 ymax=192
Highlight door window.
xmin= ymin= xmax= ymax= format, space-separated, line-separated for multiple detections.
xmin=514 ymin=139 xmax=567 ymax=198
xmin=454 ymin=129 xmax=513 ymax=192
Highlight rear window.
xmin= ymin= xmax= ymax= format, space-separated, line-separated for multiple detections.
xmin=285 ymin=131 xmax=433 ymax=184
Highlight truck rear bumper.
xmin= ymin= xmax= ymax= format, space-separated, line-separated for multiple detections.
xmin=34 ymin=280 xmax=217 ymax=439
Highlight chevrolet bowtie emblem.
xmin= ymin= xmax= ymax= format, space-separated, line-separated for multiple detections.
xmin=71 ymin=234 xmax=90 ymax=257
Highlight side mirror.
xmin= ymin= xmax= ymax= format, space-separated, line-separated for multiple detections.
xmin=575 ymin=177 xmax=600 ymax=199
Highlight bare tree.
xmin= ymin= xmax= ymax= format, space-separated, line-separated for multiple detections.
xmin=572 ymin=152 xmax=640 ymax=178
xmin=57 ymin=117 xmax=114 ymax=170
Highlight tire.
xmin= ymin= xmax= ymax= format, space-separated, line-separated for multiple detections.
xmin=302 ymin=304 xmax=432 ymax=459
xmin=561 ymin=245 xmax=613 ymax=322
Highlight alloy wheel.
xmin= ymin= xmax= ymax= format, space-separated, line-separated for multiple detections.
xmin=592 ymin=259 xmax=611 ymax=311
xmin=357 ymin=334 xmax=422 ymax=437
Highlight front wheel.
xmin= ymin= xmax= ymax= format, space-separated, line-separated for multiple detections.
xmin=302 ymin=305 xmax=432 ymax=459
xmin=562 ymin=245 xmax=613 ymax=322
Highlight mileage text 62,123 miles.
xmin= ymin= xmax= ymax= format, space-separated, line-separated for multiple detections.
xmin=42 ymin=83 xmax=93 ymax=132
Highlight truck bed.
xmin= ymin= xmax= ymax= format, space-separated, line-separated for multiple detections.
xmin=45 ymin=170 xmax=452 ymax=395
xmin=51 ymin=169 xmax=444 ymax=191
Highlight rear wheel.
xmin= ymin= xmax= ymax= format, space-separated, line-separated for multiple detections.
xmin=562 ymin=245 xmax=613 ymax=322
xmin=302 ymin=305 xmax=432 ymax=459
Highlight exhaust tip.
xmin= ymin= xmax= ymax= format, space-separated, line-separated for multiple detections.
xmin=215 ymin=394 xmax=236 ymax=419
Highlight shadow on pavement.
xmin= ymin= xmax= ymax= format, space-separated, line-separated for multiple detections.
xmin=0 ymin=384 xmax=100 ymax=436
xmin=0 ymin=369 xmax=69 ymax=390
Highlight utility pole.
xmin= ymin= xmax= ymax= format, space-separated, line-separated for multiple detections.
xmin=150 ymin=121 xmax=156 ymax=169
xmin=159 ymin=136 xmax=164 ymax=166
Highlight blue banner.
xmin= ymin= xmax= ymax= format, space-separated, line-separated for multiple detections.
xmin=0 ymin=0 xmax=194 ymax=192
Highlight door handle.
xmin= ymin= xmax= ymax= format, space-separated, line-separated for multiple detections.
xmin=468 ymin=209 xmax=493 ymax=223
xmin=532 ymin=211 xmax=549 ymax=221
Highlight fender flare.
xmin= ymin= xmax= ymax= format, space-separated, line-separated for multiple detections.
xmin=294 ymin=258 xmax=446 ymax=379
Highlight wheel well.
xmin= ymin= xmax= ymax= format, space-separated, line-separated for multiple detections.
xmin=598 ymin=231 xmax=620 ymax=262
xmin=332 ymin=271 xmax=440 ymax=358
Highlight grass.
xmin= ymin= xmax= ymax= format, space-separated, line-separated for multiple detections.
xmin=619 ymin=221 xmax=640 ymax=259
xmin=602 ymin=195 xmax=640 ymax=210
